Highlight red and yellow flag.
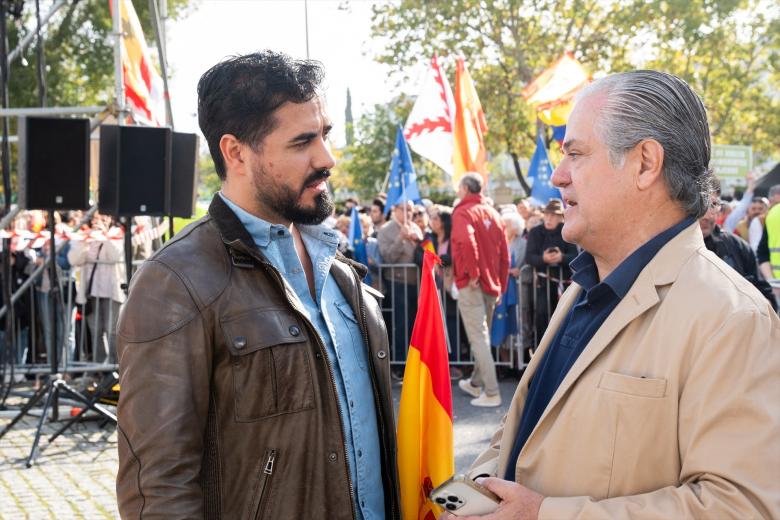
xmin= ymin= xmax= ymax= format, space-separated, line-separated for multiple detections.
xmin=397 ymin=250 xmax=454 ymax=520
xmin=452 ymin=57 xmax=488 ymax=189
xmin=109 ymin=0 xmax=166 ymax=126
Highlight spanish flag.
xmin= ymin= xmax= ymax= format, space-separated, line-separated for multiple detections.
xmin=452 ymin=57 xmax=488 ymax=189
xmin=397 ymin=250 xmax=454 ymax=519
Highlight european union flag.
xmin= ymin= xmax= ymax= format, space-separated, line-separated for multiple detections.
xmin=348 ymin=206 xmax=371 ymax=285
xmin=528 ymin=134 xmax=562 ymax=206
xmin=385 ymin=125 xmax=421 ymax=214
xmin=490 ymin=252 xmax=519 ymax=348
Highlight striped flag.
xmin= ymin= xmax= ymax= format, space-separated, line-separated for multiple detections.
xmin=111 ymin=0 xmax=166 ymax=126
xmin=397 ymin=249 xmax=454 ymax=520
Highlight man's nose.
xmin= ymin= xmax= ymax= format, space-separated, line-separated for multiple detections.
xmin=314 ymin=138 xmax=336 ymax=171
xmin=551 ymin=161 xmax=569 ymax=188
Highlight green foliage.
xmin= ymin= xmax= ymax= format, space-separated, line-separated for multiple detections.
xmin=197 ymin=150 xmax=220 ymax=200
xmin=6 ymin=0 xmax=193 ymax=109
xmin=333 ymin=93 xmax=450 ymax=201
xmin=369 ymin=0 xmax=780 ymax=172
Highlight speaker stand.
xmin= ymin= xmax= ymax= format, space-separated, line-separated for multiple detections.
xmin=0 ymin=213 xmax=116 ymax=467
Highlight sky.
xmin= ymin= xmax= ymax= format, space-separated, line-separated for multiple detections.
xmin=165 ymin=0 xmax=418 ymax=147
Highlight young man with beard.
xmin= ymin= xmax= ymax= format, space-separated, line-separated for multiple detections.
xmin=116 ymin=51 xmax=399 ymax=519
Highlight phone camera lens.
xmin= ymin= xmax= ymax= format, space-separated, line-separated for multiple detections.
xmin=435 ymin=497 xmax=446 ymax=504
xmin=446 ymin=503 xmax=457 ymax=511
xmin=447 ymin=496 xmax=459 ymax=502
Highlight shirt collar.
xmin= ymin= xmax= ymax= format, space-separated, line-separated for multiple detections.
xmin=218 ymin=192 xmax=340 ymax=249
xmin=572 ymin=217 xmax=695 ymax=299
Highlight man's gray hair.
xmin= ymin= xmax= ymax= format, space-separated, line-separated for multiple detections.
xmin=460 ymin=172 xmax=483 ymax=194
xmin=578 ymin=70 xmax=715 ymax=218
xmin=768 ymin=184 xmax=780 ymax=199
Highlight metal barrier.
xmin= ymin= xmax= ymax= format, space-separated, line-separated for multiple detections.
xmin=377 ymin=263 xmax=523 ymax=370
xmin=1 ymin=259 xmax=124 ymax=380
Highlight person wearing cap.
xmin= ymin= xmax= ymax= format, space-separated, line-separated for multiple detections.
xmin=522 ymin=198 xmax=578 ymax=347
xmin=447 ymin=71 xmax=779 ymax=520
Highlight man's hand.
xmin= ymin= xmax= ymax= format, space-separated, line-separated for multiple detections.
xmin=439 ymin=478 xmax=544 ymax=520
xmin=509 ymin=267 xmax=521 ymax=278
xmin=401 ymin=223 xmax=423 ymax=242
xmin=468 ymin=277 xmax=480 ymax=289
xmin=746 ymin=170 xmax=756 ymax=193
xmin=542 ymin=248 xmax=562 ymax=265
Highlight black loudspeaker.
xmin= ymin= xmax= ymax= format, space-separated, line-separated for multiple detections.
xmin=18 ymin=117 xmax=91 ymax=210
xmin=99 ymin=125 xmax=171 ymax=216
xmin=170 ymin=132 xmax=198 ymax=218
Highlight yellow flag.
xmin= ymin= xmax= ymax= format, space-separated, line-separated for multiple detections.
xmin=452 ymin=57 xmax=488 ymax=189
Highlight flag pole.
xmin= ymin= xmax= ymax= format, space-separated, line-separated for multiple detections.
xmin=112 ymin=0 xmax=127 ymax=122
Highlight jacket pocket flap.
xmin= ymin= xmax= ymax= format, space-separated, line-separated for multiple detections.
xmin=598 ymin=371 xmax=667 ymax=398
xmin=221 ymin=307 xmax=306 ymax=356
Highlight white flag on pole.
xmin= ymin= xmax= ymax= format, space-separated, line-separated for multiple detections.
xmin=403 ymin=55 xmax=455 ymax=176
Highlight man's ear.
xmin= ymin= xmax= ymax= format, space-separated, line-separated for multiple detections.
xmin=219 ymin=134 xmax=246 ymax=177
xmin=635 ymin=139 xmax=665 ymax=191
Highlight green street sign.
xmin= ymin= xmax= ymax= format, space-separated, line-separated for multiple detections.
xmin=710 ymin=144 xmax=753 ymax=179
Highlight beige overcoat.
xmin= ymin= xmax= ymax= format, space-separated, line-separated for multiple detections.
xmin=471 ymin=223 xmax=780 ymax=518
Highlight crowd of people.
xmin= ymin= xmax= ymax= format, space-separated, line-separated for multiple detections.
xmin=0 ymin=209 xmax=161 ymax=371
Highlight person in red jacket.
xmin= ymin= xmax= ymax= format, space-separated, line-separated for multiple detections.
xmin=452 ymin=173 xmax=510 ymax=407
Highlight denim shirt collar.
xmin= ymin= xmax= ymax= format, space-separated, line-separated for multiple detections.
xmin=217 ymin=192 xmax=339 ymax=249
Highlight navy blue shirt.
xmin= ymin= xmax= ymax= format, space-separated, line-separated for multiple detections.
xmin=504 ymin=218 xmax=694 ymax=481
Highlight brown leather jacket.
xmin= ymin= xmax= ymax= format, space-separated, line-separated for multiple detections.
xmin=116 ymin=195 xmax=400 ymax=519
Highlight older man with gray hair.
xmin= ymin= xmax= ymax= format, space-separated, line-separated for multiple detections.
xmin=445 ymin=71 xmax=780 ymax=520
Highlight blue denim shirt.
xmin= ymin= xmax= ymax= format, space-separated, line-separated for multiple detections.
xmin=220 ymin=193 xmax=385 ymax=519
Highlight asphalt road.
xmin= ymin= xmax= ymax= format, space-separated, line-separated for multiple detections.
xmin=391 ymin=373 xmax=521 ymax=472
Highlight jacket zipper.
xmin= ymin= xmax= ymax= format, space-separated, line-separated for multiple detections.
xmin=259 ymin=262 xmax=357 ymax=520
xmin=252 ymin=449 xmax=276 ymax=520
xmin=349 ymin=266 xmax=400 ymax=520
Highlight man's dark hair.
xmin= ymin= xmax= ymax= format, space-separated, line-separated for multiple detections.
xmin=197 ymin=50 xmax=325 ymax=179
xmin=372 ymin=197 xmax=386 ymax=214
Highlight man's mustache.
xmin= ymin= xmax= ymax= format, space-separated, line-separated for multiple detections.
xmin=302 ymin=170 xmax=331 ymax=190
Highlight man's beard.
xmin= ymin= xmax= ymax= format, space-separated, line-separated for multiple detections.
xmin=253 ymin=167 xmax=334 ymax=225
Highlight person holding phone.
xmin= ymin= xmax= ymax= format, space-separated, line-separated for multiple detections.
xmin=523 ymin=199 xmax=577 ymax=346
xmin=448 ymin=71 xmax=779 ymax=520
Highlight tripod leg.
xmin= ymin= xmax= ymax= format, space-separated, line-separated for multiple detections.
xmin=49 ymin=381 xmax=117 ymax=443
xmin=25 ymin=384 xmax=57 ymax=468
xmin=0 ymin=383 xmax=49 ymax=440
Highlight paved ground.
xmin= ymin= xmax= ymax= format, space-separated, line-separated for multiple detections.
xmin=0 ymin=374 xmax=520 ymax=519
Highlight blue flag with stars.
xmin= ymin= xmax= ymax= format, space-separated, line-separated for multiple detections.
xmin=385 ymin=125 xmax=421 ymax=214
xmin=348 ymin=206 xmax=371 ymax=285
xmin=528 ymin=134 xmax=561 ymax=206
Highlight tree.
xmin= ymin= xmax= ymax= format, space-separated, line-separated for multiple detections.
xmin=333 ymin=93 xmax=450 ymax=202
xmin=370 ymin=0 xmax=780 ymax=189
xmin=6 ymin=0 xmax=194 ymax=110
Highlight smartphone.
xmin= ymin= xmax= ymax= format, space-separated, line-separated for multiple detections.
xmin=429 ymin=474 xmax=500 ymax=516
